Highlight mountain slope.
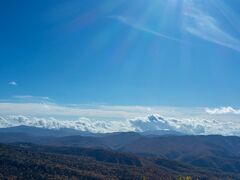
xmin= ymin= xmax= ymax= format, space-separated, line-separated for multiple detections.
xmin=0 ymin=143 xmax=173 ymax=180
xmin=1 ymin=143 xmax=239 ymax=180
xmin=1 ymin=129 xmax=240 ymax=177
xmin=0 ymin=125 xmax=92 ymax=137
xmin=120 ymin=135 xmax=240 ymax=173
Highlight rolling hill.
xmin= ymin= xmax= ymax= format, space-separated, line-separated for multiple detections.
xmin=0 ymin=126 xmax=240 ymax=179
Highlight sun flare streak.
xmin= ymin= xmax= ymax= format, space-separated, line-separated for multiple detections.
xmin=111 ymin=0 xmax=240 ymax=52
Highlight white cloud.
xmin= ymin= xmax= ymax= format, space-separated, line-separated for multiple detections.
xmin=182 ymin=1 xmax=240 ymax=52
xmin=0 ymin=115 xmax=133 ymax=133
xmin=0 ymin=114 xmax=240 ymax=136
xmin=206 ymin=107 xmax=240 ymax=115
xmin=0 ymin=102 xmax=240 ymax=136
xmin=0 ymin=103 xmax=208 ymax=120
xmin=132 ymin=115 xmax=240 ymax=136
xmin=13 ymin=96 xmax=50 ymax=102
xmin=110 ymin=15 xmax=181 ymax=42
xmin=0 ymin=103 xmax=155 ymax=120
xmin=8 ymin=81 xmax=17 ymax=86
xmin=111 ymin=1 xmax=240 ymax=53
xmin=13 ymin=96 xmax=49 ymax=100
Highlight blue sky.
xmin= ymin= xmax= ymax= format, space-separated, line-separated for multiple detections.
xmin=1 ymin=0 xmax=240 ymax=107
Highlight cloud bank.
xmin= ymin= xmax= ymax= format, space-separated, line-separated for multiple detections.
xmin=0 ymin=115 xmax=132 ymax=133
xmin=0 ymin=102 xmax=240 ymax=136
xmin=206 ymin=107 xmax=240 ymax=115
xmin=0 ymin=113 xmax=240 ymax=136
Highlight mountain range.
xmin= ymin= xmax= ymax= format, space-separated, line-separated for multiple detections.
xmin=0 ymin=125 xmax=240 ymax=179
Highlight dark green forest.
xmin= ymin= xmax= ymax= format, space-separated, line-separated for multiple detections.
xmin=0 ymin=143 xmax=238 ymax=180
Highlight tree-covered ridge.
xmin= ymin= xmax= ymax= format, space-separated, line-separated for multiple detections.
xmin=0 ymin=143 xmax=239 ymax=180
xmin=0 ymin=143 xmax=171 ymax=180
